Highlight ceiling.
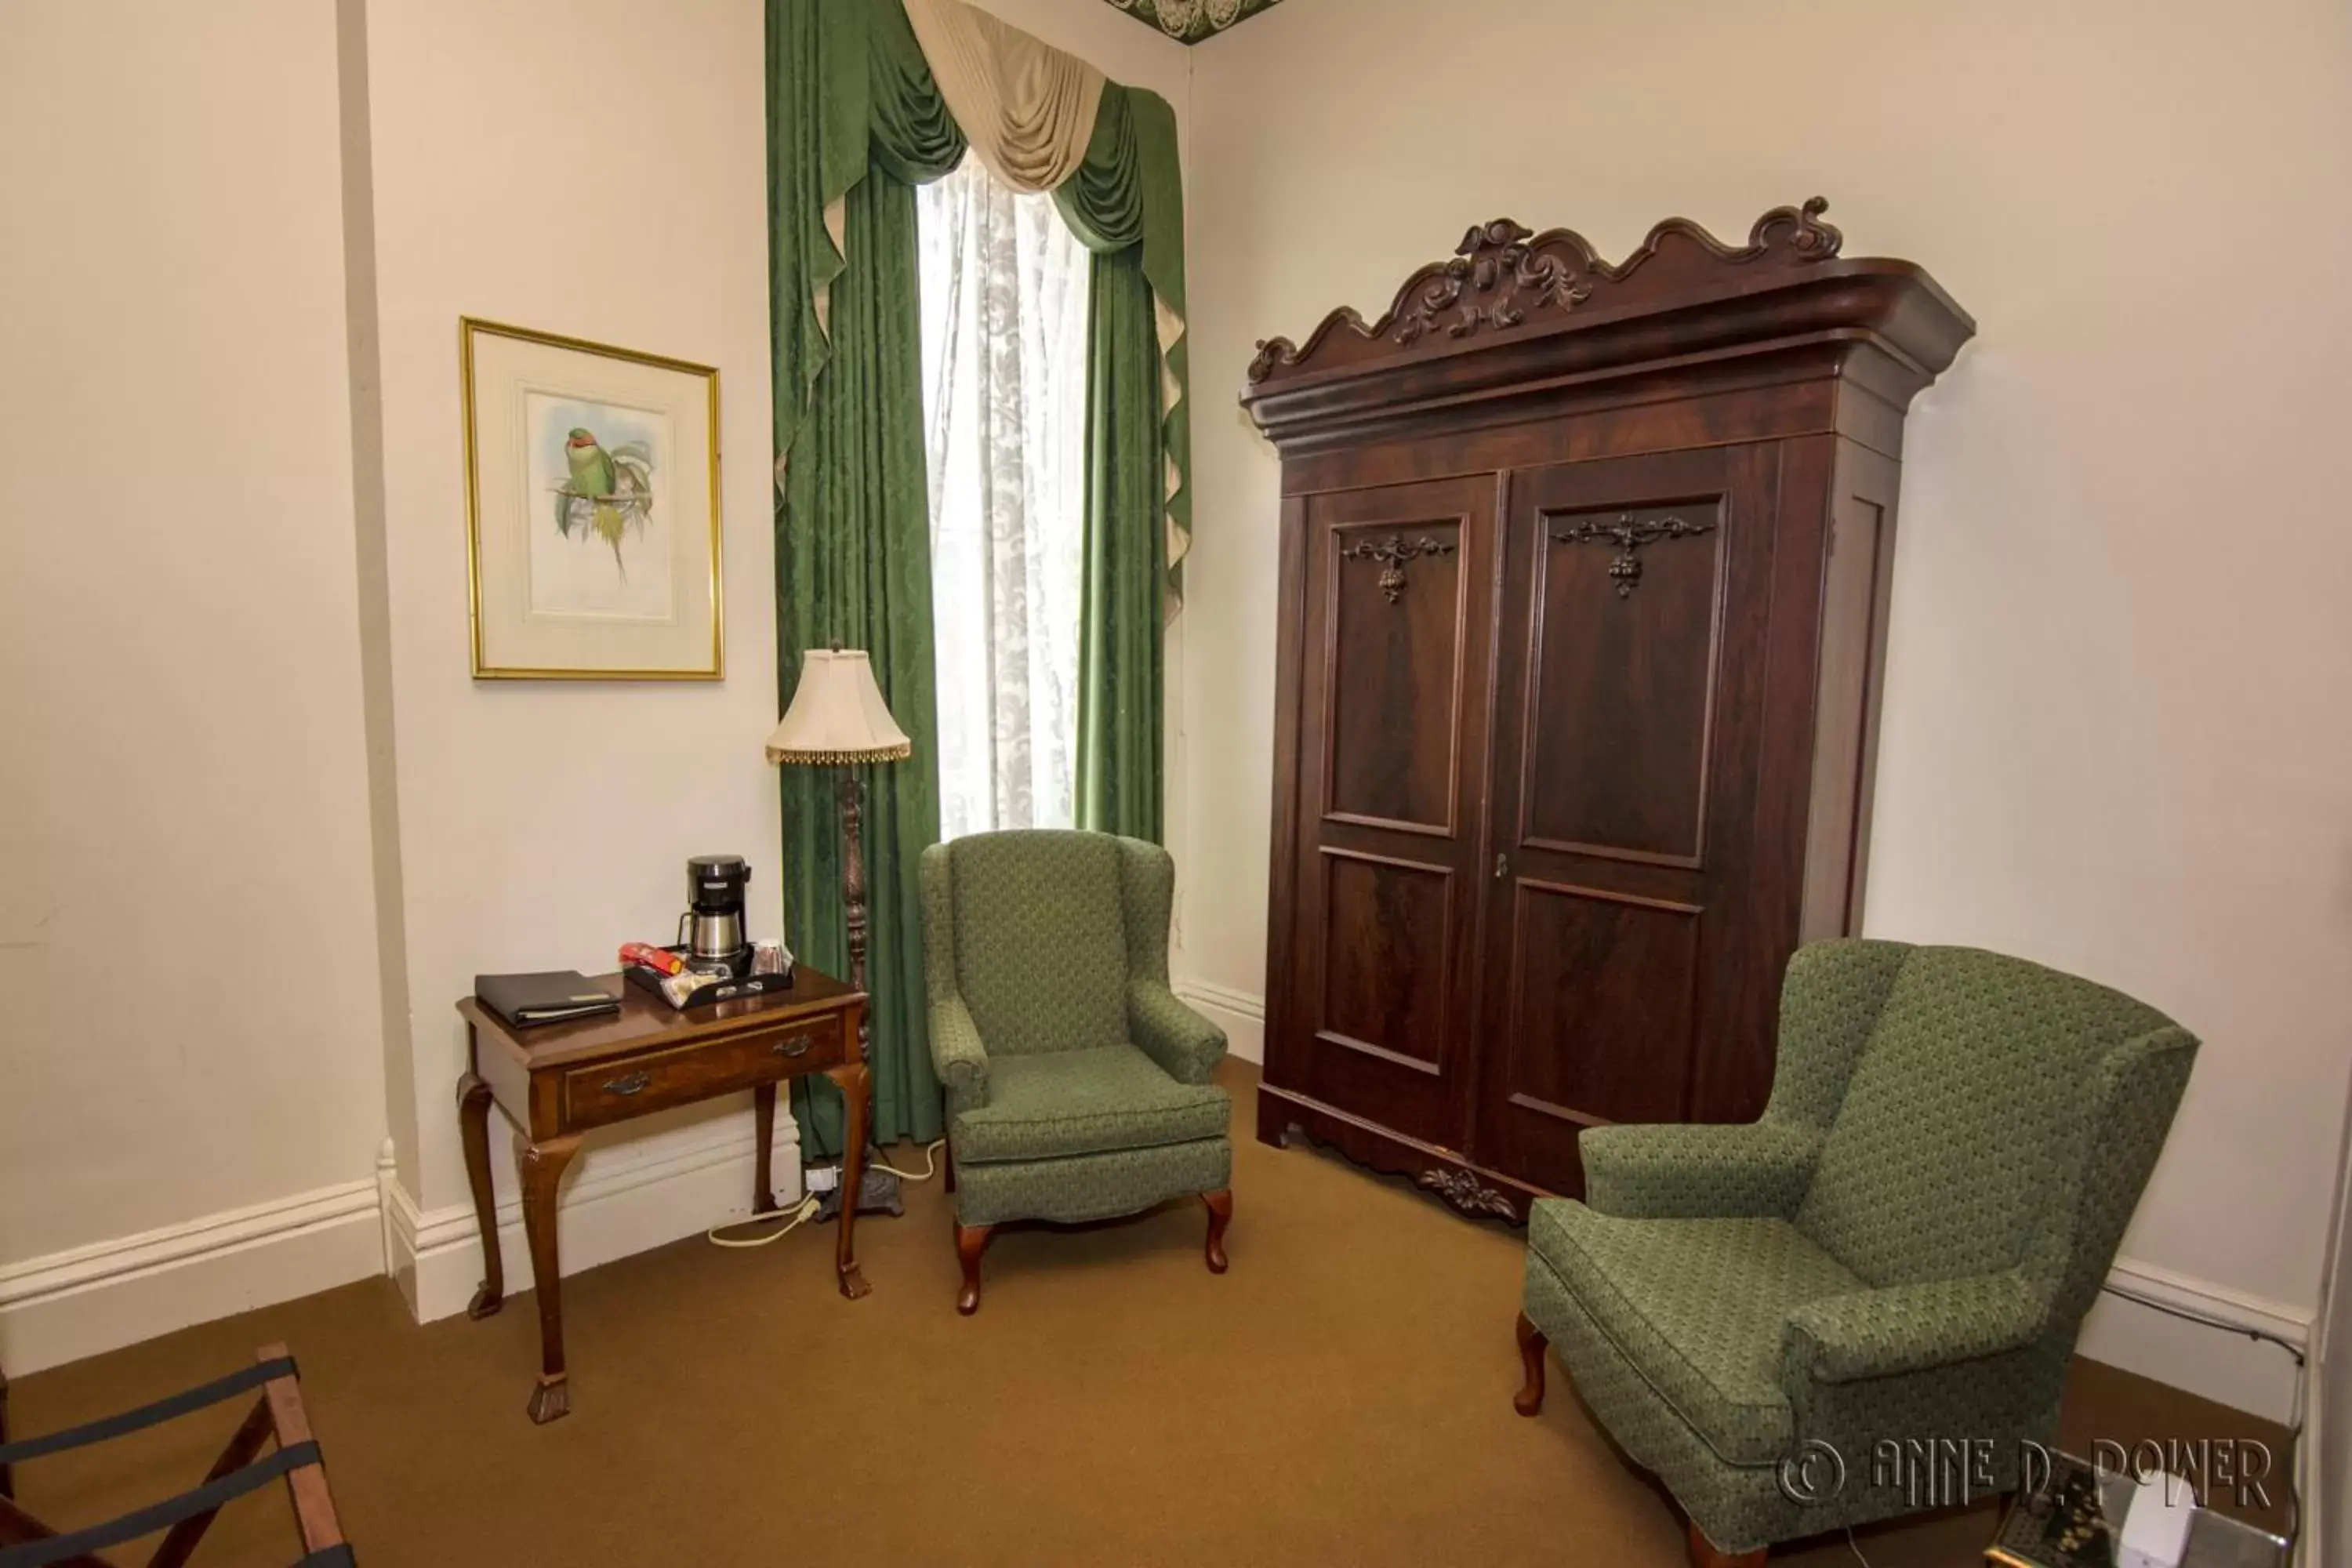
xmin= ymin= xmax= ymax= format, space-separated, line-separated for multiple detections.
xmin=1096 ymin=0 xmax=1286 ymax=44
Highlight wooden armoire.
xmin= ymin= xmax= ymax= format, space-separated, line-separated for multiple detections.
xmin=1241 ymin=200 xmax=1973 ymax=1221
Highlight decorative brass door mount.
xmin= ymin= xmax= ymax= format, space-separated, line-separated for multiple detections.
xmin=1340 ymin=532 xmax=1457 ymax=604
xmin=1551 ymin=512 xmax=1718 ymax=597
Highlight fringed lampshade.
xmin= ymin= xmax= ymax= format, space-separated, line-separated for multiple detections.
xmin=764 ymin=648 xmax=911 ymax=766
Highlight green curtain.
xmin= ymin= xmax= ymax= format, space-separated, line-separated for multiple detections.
xmin=1075 ymin=244 xmax=1166 ymax=840
xmin=774 ymin=171 xmax=944 ymax=1152
xmin=770 ymin=0 xmax=963 ymax=485
xmin=768 ymin=0 xmax=1189 ymax=1138
xmin=768 ymin=0 xmax=963 ymax=1152
xmin=1053 ymin=85 xmax=1189 ymax=842
xmin=1052 ymin=85 xmax=1191 ymax=607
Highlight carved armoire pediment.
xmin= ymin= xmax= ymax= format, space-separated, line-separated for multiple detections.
xmin=1242 ymin=200 xmax=1973 ymax=1219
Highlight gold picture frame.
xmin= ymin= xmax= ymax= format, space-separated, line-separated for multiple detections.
xmin=460 ymin=317 xmax=724 ymax=680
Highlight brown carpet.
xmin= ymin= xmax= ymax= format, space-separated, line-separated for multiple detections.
xmin=9 ymin=1062 xmax=2291 ymax=1567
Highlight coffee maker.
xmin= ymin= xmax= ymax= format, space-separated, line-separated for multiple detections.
xmin=676 ymin=855 xmax=751 ymax=975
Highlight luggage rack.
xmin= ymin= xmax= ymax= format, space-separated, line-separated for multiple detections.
xmin=0 ymin=1343 xmax=350 ymax=1568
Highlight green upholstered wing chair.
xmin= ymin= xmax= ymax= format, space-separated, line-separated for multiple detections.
xmin=1512 ymin=940 xmax=2198 ymax=1567
xmin=920 ymin=829 xmax=1233 ymax=1314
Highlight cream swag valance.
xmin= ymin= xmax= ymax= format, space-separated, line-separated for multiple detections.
xmin=902 ymin=0 xmax=1105 ymax=193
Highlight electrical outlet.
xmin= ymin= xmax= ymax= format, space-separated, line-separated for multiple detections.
xmin=804 ymin=1162 xmax=840 ymax=1193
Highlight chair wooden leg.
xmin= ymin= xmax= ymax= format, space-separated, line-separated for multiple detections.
xmin=1202 ymin=1189 xmax=1233 ymax=1273
xmin=1513 ymin=1311 xmax=1548 ymax=1416
xmin=954 ymin=1223 xmax=993 ymax=1316
xmin=1686 ymin=1519 xmax=1766 ymax=1568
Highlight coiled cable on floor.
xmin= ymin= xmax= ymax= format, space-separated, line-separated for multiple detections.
xmin=869 ymin=1139 xmax=947 ymax=1181
xmin=706 ymin=1193 xmax=822 ymax=1249
xmin=704 ymin=1138 xmax=948 ymax=1248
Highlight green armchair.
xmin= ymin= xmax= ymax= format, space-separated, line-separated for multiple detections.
xmin=1512 ymin=940 xmax=2197 ymax=1566
xmin=920 ymin=829 xmax=1233 ymax=1314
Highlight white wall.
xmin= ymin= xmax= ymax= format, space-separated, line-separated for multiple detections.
xmin=359 ymin=0 xmax=789 ymax=1298
xmin=0 ymin=0 xmax=1200 ymax=1363
xmin=1181 ymin=0 xmax=2352 ymax=1419
xmin=0 ymin=0 xmax=390 ymax=1361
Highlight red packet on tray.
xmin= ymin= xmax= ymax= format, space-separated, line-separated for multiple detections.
xmin=620 ymin=940 xmax=796 ymax=1010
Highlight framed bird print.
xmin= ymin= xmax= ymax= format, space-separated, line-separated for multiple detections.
xmin=459 ymin=318 xmax=723 ymax=679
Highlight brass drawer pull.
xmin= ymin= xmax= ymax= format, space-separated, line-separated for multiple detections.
xmin=773 ymin=1034 xmax=815 ymax=1058
xmin=603 ymin=1070 xmax=654 ymax=1096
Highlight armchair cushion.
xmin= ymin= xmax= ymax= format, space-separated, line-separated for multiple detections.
xmin=950 ymin=1043 xmax=1230 ymax=1166
xmin=1530 ymin=1199 xmax=1864 ymax=1465
xmin=1581 ymin=1120 xmax=1824 ymax=1221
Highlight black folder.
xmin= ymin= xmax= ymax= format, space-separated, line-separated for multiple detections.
xmin=474 ymin=971 xmax=620 ymax=1029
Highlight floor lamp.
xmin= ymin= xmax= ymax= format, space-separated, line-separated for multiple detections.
xmin=765 ymin=646 xmax=910 ymax=1214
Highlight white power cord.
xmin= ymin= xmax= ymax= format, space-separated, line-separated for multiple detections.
xmin=869 ymin=1138 xmax=948 ymax=1182
xmin=702 ymin=1138 xmax=949 ymax=1249
xmin=706 ymin=1193 xmax=823 ymax=1249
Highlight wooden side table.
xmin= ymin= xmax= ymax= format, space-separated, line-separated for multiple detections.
xmin=456 ymin=965 xmax=871 ymax=1423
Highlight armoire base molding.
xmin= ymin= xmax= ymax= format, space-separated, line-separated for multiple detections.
xmin=1258 ymin=1082 xmax=1539 ymax=1225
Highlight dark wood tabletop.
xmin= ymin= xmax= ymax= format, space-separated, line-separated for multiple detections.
xmin=457 ymin=967 xmax=859 ymax=1069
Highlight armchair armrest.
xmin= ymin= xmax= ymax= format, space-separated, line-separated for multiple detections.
xmin=1781 ymin=1270 xmax=2049 ymax=1386
xmin=1127 ymin=979 xmax=1225 ymax=1085
xmin=929 ymin=992 xmax=991 ymax=1117
xmin=1581 ymin=1120 xmax=1824 ymax=1220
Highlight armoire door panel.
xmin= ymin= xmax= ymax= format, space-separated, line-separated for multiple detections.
xmin=1521 ymin=499 xmax=1726 ymax=866
xmin=1316 ymin=848 xmax=1454 ymax=1074
xmin=1323 ymin=516 xmax=1468 ymax=835
xmin=1273 ymin=474 xmax=1499 ymax=1158
xmin=1474 ymin=445 xmax=1779 ymax=1196
xmin=1498 ymin=880 xmax=1702 ymax=1129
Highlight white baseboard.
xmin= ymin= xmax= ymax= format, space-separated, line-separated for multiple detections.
xmin=0 ymin=1115 xmax=805 ymax=1374
xmin=2082 ymin=1256 xmax=2310 ymax=1425
xmin=0 ymin=1176 xmax=385 ymax=1376
xmin=384 ymin=1116 xmax=803 ymax=1324
xmin=1176 ymin=976 xmax=1264 ymax=1065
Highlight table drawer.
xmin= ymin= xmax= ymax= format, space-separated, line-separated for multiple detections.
xmin=561 ymin=1014 xmax=845 ymax=1130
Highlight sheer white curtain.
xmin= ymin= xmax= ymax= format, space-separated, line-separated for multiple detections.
xmin=917 ymin=152 xmax=1090 ymax=840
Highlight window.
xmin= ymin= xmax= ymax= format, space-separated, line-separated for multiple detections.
xmin=916 ymin=155 xmax=1090 ymax=840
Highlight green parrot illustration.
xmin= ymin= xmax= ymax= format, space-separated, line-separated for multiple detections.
xmin=555 ymin=427 xmax=655 ymax=572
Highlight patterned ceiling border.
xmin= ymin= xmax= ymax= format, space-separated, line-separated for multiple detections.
xmin=1099 ymin=0 xmax=1287 ymax=45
